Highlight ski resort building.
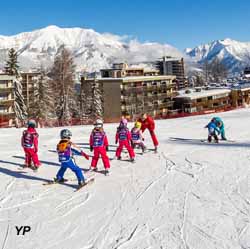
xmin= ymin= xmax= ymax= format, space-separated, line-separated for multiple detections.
xmin=155 ymin=56 xmax=187 ymax=89
xmin=231 ymin=82 xmax=250 ymax=107
xmin=20 ymin=72 xmax=40 ymax=109
xmin=173 ymin=87 xmax=232 ymax=113
xmin=0 ymin=74 xmax=15 ymax=127
xmin=81 ymin=64 xmax=177 ymax=121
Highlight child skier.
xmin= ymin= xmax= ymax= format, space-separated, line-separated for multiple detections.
xmin=131 ymin=121 xmax=146 ymax=154
xmin=205 ymin=119 xmax=221 ymax=143
xmin=89 ymin=119 xmax=110 ymax=175
xmin=115 ymin=118 xmax=135 ymax=162
xmin=54 ymin=129 xmax=90 ymax=188
xmin=212 ymin=117 xmax=227 ymax=140
xmin=21 ymin=119 xmax=41 ymax=170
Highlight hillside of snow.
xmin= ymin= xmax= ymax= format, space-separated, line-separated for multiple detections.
xmin=1 ymin=108 xmax=250 ymax=249
xmin=0 ymin=25 xmax=182 ymax=72
xmin=185 ymin=38 xmax=250 ymax=73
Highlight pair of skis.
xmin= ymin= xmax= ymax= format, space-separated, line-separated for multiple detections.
xmin=43 ymin=177 xmax=95 ymax=192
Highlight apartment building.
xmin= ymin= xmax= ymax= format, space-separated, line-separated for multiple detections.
xmin=231 ymin=82 xmax=250 ymax=107
xmin=173 ymin=87 xmax=232 ymax=113
xmin=0 ymin=74 xmax=16 ymax=126
xmin=20 ymin=72 xmax=40 ymax=109
xmin=155 ymin=56 xmax=187 ymax=89
xmin=81 ymin=64 xmax=177 ymax=121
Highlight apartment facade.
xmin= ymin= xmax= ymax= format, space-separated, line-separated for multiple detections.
xmin=155 ymin=56 xmax=187 ymax=89
xmin=20 ymin=72 xmax=40 ymax=109
xmin=0 ymin=74 xmax=16 ymax=127
xmin=231 ymin=83 xmax=250 ymax=107
xmin=81 ymin=64 xmax=177 ymax=121
xmin=173 ymin=88 xmax=232 ymax=113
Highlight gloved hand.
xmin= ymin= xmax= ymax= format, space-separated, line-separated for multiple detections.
xmin=115 ymin=140 xmax=118 ymax=144
xmin=81 ymin=151 xmax=89 ymax=160
xmin=106 ymin=146 xmax=109 ymax=151
xmin=142 ymin=138 xmax=145 ymax=141
xmin=90 ymin=146 xmax=93 ymax=152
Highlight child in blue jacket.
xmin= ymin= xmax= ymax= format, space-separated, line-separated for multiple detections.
xmin=212 ymin=117 xmax=226 ymax=140
xmin=205 ymin=119 xmax=221 ymax=143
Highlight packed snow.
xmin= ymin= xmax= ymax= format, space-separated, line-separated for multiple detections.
xmin=1 ymin=108 xmax=250 ymax=249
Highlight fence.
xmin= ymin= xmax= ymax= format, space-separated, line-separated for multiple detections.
xmin=0 ymin=106 xmax=244 ymax=128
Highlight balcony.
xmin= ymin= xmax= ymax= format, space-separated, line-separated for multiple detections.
xmin=0 ymin=99 xmax=14 ymax=106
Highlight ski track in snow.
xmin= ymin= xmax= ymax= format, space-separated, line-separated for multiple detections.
xmin=1 ymin=109 xmax=250 ymax=248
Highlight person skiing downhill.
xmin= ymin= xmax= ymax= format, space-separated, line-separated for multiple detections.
xmin=115 ymin=118 xmax=135 ymax=162
xmin=138 ymin=113 xmax=159 ymax=152
xmin=21 ymin=119 xmax=41 ymax=170
xmin=54 ymin=129 xmax=89 ymax=188
xmin=212 ymin=117 xmax=226 ymax=140
xmin=89 ymin=119 xmax=110 ymax=175
xmin=205 ymin=119 xmax=221 ymax=143
xmin=131 ymin=121 xmax=146 ymax=153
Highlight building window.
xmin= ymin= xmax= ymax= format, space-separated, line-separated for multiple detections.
xmin=208 ymin=96 xmax=213 ymax=100
xmin=197 ymin=98 xmax=202 ymax=103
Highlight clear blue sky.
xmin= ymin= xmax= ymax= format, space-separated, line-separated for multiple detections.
xmin=1 ymin=0 xmax=250 ymax=50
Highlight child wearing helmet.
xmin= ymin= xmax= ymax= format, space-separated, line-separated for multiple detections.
xmin=54 ymin=129 xmax=90 ymax=188
xmin=205 ymin=119 xmax=221 ymax=143
xmin=21 ymin=119 xmax=41 ymax=170
xmin=131 ymin=121 xmax=146 ymax=154
xmin=89 ymin=119 xmax=110 ymax=175
xmin=115 ymin=118 xmax=135 ymax=162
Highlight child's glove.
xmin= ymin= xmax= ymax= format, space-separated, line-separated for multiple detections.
xmin=106 ymin=146 xmax=109 ymax=151
xmin=90 ymin=146 xmax=93 ymax=152
xmin=115 ymin=140 xmax=118 ymax=144
xmin=81 ymin=151 xmax=89 ymax=160
xmin=142 ymin=138 xmax=145 ymax=141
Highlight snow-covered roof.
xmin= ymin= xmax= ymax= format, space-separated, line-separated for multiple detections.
xmin=95 ymin=75 xmax=176 ymax=82
xmin=175 ymin=88 xmax=231 ymax=100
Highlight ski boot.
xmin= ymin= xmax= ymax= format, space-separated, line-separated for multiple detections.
xmin=130 ymin=158 xmax=135 ymax=163
xmin=117 ymin=156 xmax=121 ymax=160
xmin=104 ymin=169 xmax=110 ymax=176
xmin=89 ymin=167 xmax=98 ymax=172
xmin=78 ymin=180 xmax=87 ymax=188
xmin=53 ymin=177 xmax=67 ymax=183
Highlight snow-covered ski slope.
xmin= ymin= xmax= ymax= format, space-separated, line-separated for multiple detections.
xmin=1 ymin=108 xmax=250 ymax=249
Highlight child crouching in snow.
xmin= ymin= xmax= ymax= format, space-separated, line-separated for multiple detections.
xmin=131 ymin=121 xmax=146 ymax=154
xmin=205 ymin=119 xmax=221 ymax=143
xmin=54 ymin=129 xmax=89 ymax=188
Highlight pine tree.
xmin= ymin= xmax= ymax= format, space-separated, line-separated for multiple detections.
xmin=5 ymin=48 xmax=27 ymax=126
xmin=5 ymin=48 xmax=19 ymax=75
xmin=49 ymin=45 xmax=77 ymax=124
xmin=92 ymin=76 xmax=103 ymax=120
xmin=29 ymin=68 xmax=55 ymax=125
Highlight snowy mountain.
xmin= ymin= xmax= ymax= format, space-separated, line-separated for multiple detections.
xmin=185 ymin=38 xmax=250 ymax=72
xmin=1 ymin=108 xmax=250 ymax=248
xmin=0 ymin=25 xmax=182 ymax=72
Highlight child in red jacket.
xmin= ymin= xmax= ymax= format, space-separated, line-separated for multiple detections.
xmin=138 ymin=113 xmax=159 ymax=152
xmin=115 ymin=118 xmax=135 ymax=162
xmin=21 ymin=119 xmax=41 ymax=170
xmin=89 ymin=119 xmax=110 ymax=175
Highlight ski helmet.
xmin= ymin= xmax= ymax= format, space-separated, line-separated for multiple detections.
xmin=94 ymin=119 xmax=103 ymax=128
xmin=60 ymin=129 xmax=72 ymax=139
xmin=120 ymin=118 xmax=128 ymax=127
xmin=135 ymin=121 xmax=142 ymax=129
xmin=27 ymin=119 xmax=36 ymax=128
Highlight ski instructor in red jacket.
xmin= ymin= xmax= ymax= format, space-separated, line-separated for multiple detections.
xmin=138 ymin=113 xmax=159 ymax=152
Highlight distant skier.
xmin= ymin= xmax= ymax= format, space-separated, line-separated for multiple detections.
xmin=205 ymin=119 xmax=221 ymax=143
xmin=89 ymin=119 xmax=110 ymax=175
xmin=138 ymin=113 xmax=159 ymax=152
xmin=131 ymin=121 xmax=146 ymax=154
xmin=54 ymin=129 xmax=89 ymax=188
xmin=115 ymin=118 xmax=135 ymax=162
xmin=21 ymin=119 xmax=41 ymax=170
xmin=212 ymin=117 xmax=226 ymax=140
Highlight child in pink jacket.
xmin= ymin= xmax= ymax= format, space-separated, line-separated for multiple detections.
xmin=21 ymin=119 xmax=41 ymax=170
